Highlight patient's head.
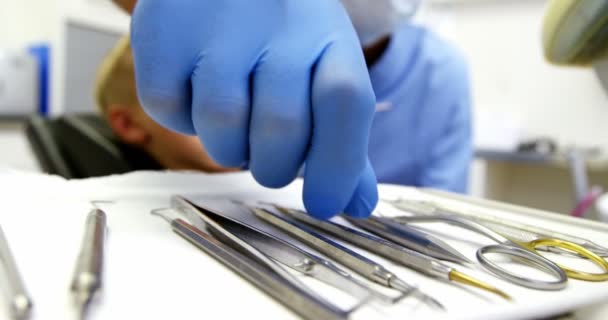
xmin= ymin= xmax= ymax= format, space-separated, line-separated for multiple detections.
xmin=95 ymin=36 xmax=237 ymax=173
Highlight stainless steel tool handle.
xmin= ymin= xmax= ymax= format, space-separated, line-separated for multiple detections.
xmin=70 ymin=208 xmax=107 ymax=320
xmin=70 ymin=209 xmax=106 ymax=298
xmin=0 ymin=225 xmax=33 ymax=320
xmin=76 ymin=210 xmax=106 ymax=277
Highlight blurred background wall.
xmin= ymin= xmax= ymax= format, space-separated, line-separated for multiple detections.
xmin=0 ymin=0 xmax=58 ymax=48
xmin=1 ymin=0 xmax=607 ymax=216
xmin=419 ymin=0 xmax=608 ymax=216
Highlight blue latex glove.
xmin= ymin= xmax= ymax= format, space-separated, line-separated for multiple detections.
xmin=130 ymin=0 xmax=378 ymax=219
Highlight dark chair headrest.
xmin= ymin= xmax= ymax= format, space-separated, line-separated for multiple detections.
xmin=25 ymin=114 xmax=161 ymax=179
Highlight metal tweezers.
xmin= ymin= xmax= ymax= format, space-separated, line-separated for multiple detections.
xmin=347 ymin=216 xmax=472 ymax=265
xmin=271 ymin=205 xmax=510 ymax=300
xmin=172 ymin=197 xmax=397 ymax=305
xmin=152 ymin=196 xmax=353 ymax=320
xmin=247 ymin=205 xmax=445 ymax=310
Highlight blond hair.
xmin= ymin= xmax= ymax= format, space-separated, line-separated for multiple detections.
xmin=94 ymin=35 xmax=139 ymax=115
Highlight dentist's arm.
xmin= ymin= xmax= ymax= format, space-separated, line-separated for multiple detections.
xmin=114 ymin=0 xmax=378 ymax=219
xmin=419 ymin=45 xmax=473 ymax=194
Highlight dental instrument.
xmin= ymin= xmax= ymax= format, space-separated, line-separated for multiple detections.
xmin=273 ymin=205 xmax=510 ymax=300
xmin=154 ymin=199 xmax=351 ymax=320
xmin=249 ymin=206 xmax=445 ymax=310
xmin=70 ymin=209 xmax=107 ymax=320
xmin=0 ymin=225 xmax=32 ymax=320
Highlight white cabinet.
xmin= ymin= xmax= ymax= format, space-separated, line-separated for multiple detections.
xmin=51 ymin=0 xmax=129 ymax=115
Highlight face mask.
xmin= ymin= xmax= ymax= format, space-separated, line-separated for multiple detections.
xmin=340 ymin=0 xmax=421 ymax=46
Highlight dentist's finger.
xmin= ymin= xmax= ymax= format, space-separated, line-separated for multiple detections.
xmin=303 ymin=41 xmax=377 ymax=219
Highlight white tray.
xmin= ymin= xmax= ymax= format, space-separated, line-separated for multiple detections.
xmin=1 ymin=171 xmax=607 ymax=319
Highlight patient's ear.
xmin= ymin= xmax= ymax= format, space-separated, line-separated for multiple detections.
xmin=107 ymin=105 xmax=148 ymax=146
xmin=112 ymin=0 xmax=137 ymax=14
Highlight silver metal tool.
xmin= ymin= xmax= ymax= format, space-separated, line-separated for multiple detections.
xmin=250 ymin=206 xmax=445 ymax=310
xmin=386 ymin=199 xmax=608 ymax=284
xmin=390 ymin=213 xmax=570 ymax=290
xmin=223 ymin=222 xmax=389 ymax=305
xmin=450 ymin=200 xmax=608 ymax=257
xmin=171 ymin=197 xmax=391 ymax=305
xmin=415 ymin=191 xmax=608 ymax=253
xmin=275 ymin=206 xmax=510 ymax=300
xmin=346 ymin=216 xmax=472 ymax=265
xmin=157 ymin=198 xmax=351 ymax=320
xmin=0 ymin=225 xmax=32 ymax=320
xmin=70 ymin=209 xmax=107 ymax=320
xmin=480 ymin=219 xmax=608 ymax=258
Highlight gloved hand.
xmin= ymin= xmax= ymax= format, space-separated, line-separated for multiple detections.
xmin=130 ymin=0 xmax=378 ymax=219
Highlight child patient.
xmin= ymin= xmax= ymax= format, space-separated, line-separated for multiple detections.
xmin=95 ymin=36 xmax=238 ymax=173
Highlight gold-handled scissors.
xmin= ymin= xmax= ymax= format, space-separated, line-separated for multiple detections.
xmin=384 ymin=199 xmax=608 ymax=289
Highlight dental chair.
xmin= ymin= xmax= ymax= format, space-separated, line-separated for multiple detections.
xmin=543 ymin=0 xmax=608 ymax=90
xmin=25 ymin=114 xmax=161 ymax=179
xmin=543 ymin=0 xmax=608 ymax=220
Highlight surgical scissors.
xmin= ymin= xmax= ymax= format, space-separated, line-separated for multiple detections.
xmin=390 ymin=198 xmax=608 ymax=258
xmin=384 ymin=199 xmax=608 ymax=289
xmin=420 ymin=189 xmax=608 ymax=255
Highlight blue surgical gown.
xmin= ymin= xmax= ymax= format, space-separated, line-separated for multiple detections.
xmin=368 ymin=23 xmax=472 ymax=193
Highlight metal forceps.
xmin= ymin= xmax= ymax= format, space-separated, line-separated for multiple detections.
xmin=385 ymin=200 xmax=608 ymax=289
xmin=173 ymin=197 xmax=395 ymax=306
xmin=152 ymin=217 xmax=350 ymax=319
xmin=248 ymin=206 xmax=445 ymax=310
xmin=270 ymin=205 xmax=511 ymax=300
xmin=70 ymin=209 xmax=107 ymax=320
xmin=399 ymin=199 xmax=608 ymax=258
xmin=153 ymin=196 xmax=352 ymax=320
